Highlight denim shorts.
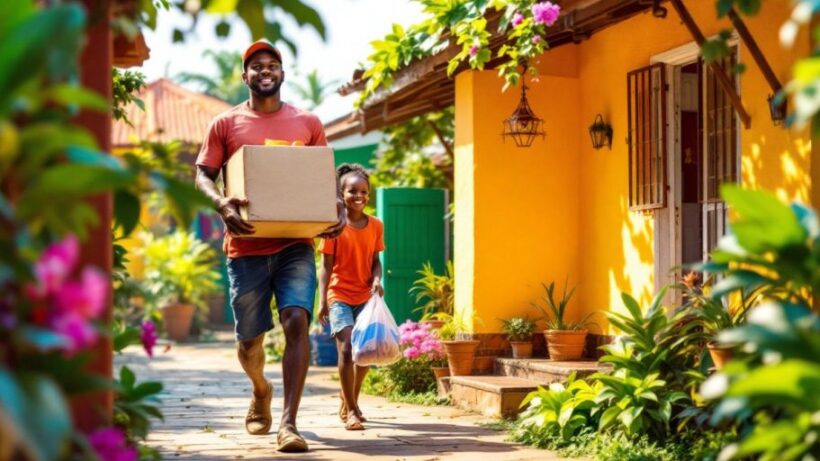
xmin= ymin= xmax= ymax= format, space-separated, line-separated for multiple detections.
xmin=329 ymin=300 xmax=367 ymax=337
xmin=226 ymin=243 xmax=316 ymax=341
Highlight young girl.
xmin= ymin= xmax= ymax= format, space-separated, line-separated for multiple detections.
xmin=318 ymin=163 xmax=384 ymax=431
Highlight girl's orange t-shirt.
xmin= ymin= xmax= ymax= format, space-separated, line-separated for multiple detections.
xmin=320 ymin=216 xmax=385 ymax=305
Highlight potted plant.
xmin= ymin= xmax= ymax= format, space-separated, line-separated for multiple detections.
xmin=678 ymin=273 xmax=751 ymax=369
xmin=436 ymin=312 xmax=480 ymax=376
xmin=410 ymin=261 xmax=454 ymax=328
xmin=531 ymin=278 xmax=594 ymax=361
xmin=500 ymin=316 xmax=536 ymax=358
xmin=398 ymin=320 xmax=449 ymax=381
xmin=140 ymin=231 xmax=221 ymax=341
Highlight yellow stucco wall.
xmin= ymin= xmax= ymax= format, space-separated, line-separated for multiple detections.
xmin=454 ymin=0 xmax=811 ymax=333
xmin=455 ymin=45 xmax=582 ymax=333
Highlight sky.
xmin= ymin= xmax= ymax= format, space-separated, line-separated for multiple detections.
xmin=140 ymin=0 xmax=427 ymax=123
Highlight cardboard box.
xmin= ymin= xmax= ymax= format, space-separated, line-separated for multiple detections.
xmin=224 ymin=145 xmax=338 ymax=238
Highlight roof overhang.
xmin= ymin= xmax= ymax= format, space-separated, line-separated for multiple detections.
xmin=333 ymin=0 xmax=661 ymax=135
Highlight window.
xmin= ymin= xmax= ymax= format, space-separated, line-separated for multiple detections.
xmin=627 ymin=63 xmax=667 ymax=211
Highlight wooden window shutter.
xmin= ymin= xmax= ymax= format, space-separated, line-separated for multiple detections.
xmin=703 ymin=51 xmax=739 ymax=203
xmin=627 ymin=63 xmax=667 ymax=211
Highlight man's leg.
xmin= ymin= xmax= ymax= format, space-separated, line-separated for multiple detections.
xmin=226 ymin=256 xmax=275 ymax=435
xmin=278 ymin=308 xmax=310 ymax=433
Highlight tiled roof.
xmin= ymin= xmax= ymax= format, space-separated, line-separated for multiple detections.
xmin=112 ymin=78 xmax=234 ymax=147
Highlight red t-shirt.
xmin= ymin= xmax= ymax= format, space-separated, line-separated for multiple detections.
xmin=320 ymin=217 xmax=385 ymax=305
xmin=196 ymin=101 xmax=329 ymax=258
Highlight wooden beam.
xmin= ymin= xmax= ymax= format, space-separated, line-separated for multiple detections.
xmin=669 ymin=0 xmax=752 ymax=129
xmin=427 ymin=119 xmax=454 ymax=160
xmin=727 ymin=8 xmax=783 ymax=93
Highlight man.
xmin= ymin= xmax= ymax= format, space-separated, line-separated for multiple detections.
xmin=195 ymin=39 xmax=345 ymax=452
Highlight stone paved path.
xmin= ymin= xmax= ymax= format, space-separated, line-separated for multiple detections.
xmin=117 ymin=332 xmax=573 ymax=460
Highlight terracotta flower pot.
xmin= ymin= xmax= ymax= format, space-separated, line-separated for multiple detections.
xmin=707 ymin=342 xmax=734 ymax=370
xmin=420 ymin=319 xmax=445 ymax=330
xmin=510 ymin=341 xmax=533 ymax=359
xmin=432 ymin=366 xmax=450 ymax=381
xmin=544 ymin=330 xmax=588 ymax=361
xmin=161 ymin=303 xmax=195 ymax=341
xmin=442 ymin=340 xmax=480 ymax=376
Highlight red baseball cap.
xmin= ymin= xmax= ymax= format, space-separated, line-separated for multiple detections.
xmin=242 ymin=39 xmax=282 ymax=67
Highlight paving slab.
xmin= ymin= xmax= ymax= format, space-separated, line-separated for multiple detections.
xmin=116 ymin=331 xmax=584 ymax=460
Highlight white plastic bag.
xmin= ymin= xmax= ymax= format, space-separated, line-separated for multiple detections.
xmin=351 ymin=294 xmax=401 ymax=367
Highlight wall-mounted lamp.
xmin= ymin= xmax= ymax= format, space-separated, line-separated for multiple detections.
xmin=767 ymin=93 xmax=787 ymax=126
xmin=589 ymin=113 xmax=613 ymax=150
xmin=502 ymin=83 xmax=545 ymax=148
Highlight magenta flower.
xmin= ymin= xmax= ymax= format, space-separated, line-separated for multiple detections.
xmin=511 ymin=12 xmax=524 ymax=27
xmin=32 ymin=235 xmax=79 ymax=296
xmin=50 ymin=313 xmax=98 ymax=353
xmin=469 ymin=45 xmax=479 ymax=57
xmin=532 ymin=35 xmax=542 ymax=45
xmin=54 ymin=267 xmax=107 ymax=318
xmin=88 ymin=427 xmax=138 ymax=461
xmin=140 ymin=321 xmax=158 ymax=357
xmin=532 ymin=1 xmax=560 ymax=26
xmin=404 ymin=346 xmax=421 ymax=360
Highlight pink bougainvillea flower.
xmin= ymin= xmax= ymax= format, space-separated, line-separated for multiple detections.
xmin=32 ymin=235 xmax=79 ymax=297
xmin=50 ymin=312 xmax=98 ymax=353
xmin=54 ymin=267 xmax=107 ymax=319
xmin=532 ymin=35 xmax=542 ymax=44
xmin=469 ymin=45 xmax=479 ymax=57
xmin=511 ymin=12 xmax=524 ymax=27
xmin=140 ymin=321 xmax=158 ymax=357
xmin=88 ymin=427 xmax=138 ymax=461
xmin=532 ymin=1 xmax=560 ymax=26
xmin=403 ymin=346 xmax=421 ymax=360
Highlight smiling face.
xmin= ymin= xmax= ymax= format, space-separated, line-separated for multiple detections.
xmin=242 ymin=50 xmax=284 ymax=98
xmin=341 ymin=174 xmax=370 ymax=213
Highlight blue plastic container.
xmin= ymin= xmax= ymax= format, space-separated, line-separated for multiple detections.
xmin=310 ymin=323 xmax=338 ymax=366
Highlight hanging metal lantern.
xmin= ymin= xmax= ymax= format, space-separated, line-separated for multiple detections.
xmin=588 ymin=113 xmax=613 ymax=150
xmin=502 ymin=84 xmax=545 ymax=148
xmin=767 ymin=93 xmax=787 ymax=126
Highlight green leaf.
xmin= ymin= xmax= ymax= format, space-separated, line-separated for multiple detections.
xmin=727 ymin=359 xmax=820 ymax=405
xmin=19 ymin=326 xmax=69 ymax=351
xmin=236 ymin=0 xmax=266 ymax=39
xmin=274 ymin=0 xmax=327 ymax=41
xmin=0 ymin=370 xmax=72 ymax=461
xmin=66 ymin=146 xmax=126 ymax=171
xmin=0 ymin=4 xmax=86 ymax=114
xmin=18 ymin=164 xmax=133 ymax=215
xmin=721 ymin=185 xmax=807 ymax=253
xmin=47 ymin=84 xmax=108 ymax=111
xmin=172 ymin=28 xmax=184 ymax=43
xmin=114 ymin=190 xmax=141 ymax=237
xmin=599 ymin=405 xmax=620 ymax=429
xmin=119 ymin=366 xmax=136 ymax=391
xmin=215 ymin=21 xmax=231 ymax=37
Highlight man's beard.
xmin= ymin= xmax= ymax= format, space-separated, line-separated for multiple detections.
xmin=248 ymin=79 xmax=282 ymax=98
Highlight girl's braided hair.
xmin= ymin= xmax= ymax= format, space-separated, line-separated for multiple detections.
xmin=336 ymin=163 xmax=370 ymax=188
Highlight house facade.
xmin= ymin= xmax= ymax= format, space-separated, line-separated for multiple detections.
xmin=347 ymin=0 xmax=815 ymax=347
xmin=453 ymin=0 xmax=813 ymax=340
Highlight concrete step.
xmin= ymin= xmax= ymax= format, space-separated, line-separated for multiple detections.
xmin=494 ymin=358 xmax=610 ymax=384
xmin=448 ymin=375 xmax=540 ymax=419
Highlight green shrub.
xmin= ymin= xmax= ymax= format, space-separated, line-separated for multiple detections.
xmin=499 ymin=316 xmax=536 ymax=341
xmin=384 ymin=356 xmax=437 ymax=395
xmin=514 ymin=372 xmax=600 ymax=444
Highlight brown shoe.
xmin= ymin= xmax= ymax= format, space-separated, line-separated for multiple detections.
xmin=245 ymin=380 xmax=273 ymax=435
xmin=277 ymin=425 xmax=308 ymax=452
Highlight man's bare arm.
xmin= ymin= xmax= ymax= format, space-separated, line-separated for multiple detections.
xmin=195 ymin=165 xmax=255 ymax=235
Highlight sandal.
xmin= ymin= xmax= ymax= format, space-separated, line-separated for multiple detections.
xmin=245 ymin=380 xmax=273 ymax=435
xmin=277 ymin=425 xmax=309 ymax=452
xmin=344 ymin=412 xmax=364 ymax=431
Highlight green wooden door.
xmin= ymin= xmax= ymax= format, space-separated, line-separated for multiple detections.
xmin=377 ymin=188 xmax=448 ymax=325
